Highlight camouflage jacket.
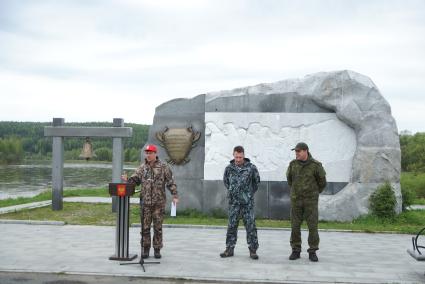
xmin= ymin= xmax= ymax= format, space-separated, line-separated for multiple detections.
xmin=286 ymin=153 xmax=327 ymax=200
xmin=223 ymin=158 xmax=261 ymax=205
xmin=128 ymin=158 xmax=178 ymax=206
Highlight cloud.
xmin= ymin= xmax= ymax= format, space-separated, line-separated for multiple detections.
xmin=0 ymin=0 xmax=424 ymax=132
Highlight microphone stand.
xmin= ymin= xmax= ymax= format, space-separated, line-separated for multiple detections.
xmin=120 ymin=197 xmax=160 ymax=271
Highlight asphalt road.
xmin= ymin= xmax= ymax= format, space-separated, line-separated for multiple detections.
xmin=0 ymin=272 xmax=226 ymax=284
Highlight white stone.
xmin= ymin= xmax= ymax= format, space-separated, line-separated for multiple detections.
xmin=148 ymin=70 xmax=402 ymax=221
xmin=204 ymin=112 xmax=356 ymax=182
xmin=319 ymin=183 xmax=402 ymax=221
xmin=202 ymin=70 xmax=402 ymax=220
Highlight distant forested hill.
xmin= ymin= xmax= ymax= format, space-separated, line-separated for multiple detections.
xmin=400 ymin=132 xmax=425 ymax=173
xmin=1 ymin=121 xmax=424 ymax=173
xmin=0 ymin=121 xmax=150 ymax=163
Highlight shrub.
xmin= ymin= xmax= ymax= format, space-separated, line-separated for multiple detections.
xmin=125 ymin=148 xmax=140 ymax=162
xmin=94 ymin=147 xmax=112 ymax=161
xmin=401 ymin=185 xmax=416 ymax=211
xmin=369 ymin=182 xmax=397 ymax=219
xmin=0 ymin=137 xmax=24 ymax=164
xmin=64 ymin=149 xmax=81 ymax=160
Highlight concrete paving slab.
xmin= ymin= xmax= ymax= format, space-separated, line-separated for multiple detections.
xmin=0 ymin=224 xmax=424 ymax=283
xmin=0 ymin=201 xmax=51 ymax=214
xmin=410 ymin=205 xmax=425 ymax=210
xmin=0 ymin=271 xmax=228 ymax=284
xmin=0 ymin=219 xmax=64 ymax=225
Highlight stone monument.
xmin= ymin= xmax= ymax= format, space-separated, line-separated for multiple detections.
xmin=145 ymin=70 xmax=401 ymax=221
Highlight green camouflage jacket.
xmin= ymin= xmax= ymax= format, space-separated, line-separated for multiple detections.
xmin=286 ymin=153 xmax=327 ymax=200
xmin=223 ymin=158 xmax=261 ymax=205
xmin=128 ymin=158 xmax=177 ymax=206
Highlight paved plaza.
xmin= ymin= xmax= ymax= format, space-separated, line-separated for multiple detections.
xmin=0 ymin=223 xmax=424 ymax=283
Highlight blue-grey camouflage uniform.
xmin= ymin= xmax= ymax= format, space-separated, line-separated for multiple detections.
xmin=223 ymin=158 xmax=261 ymax=250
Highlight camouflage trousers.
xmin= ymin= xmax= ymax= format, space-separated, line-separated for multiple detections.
xmin=225 ymin=201 xmax=259 ymax=250
xmin=140 ymin=203 xmax=165 ymax=249
xmin=290 ymin=198 xmax=319 ymax=252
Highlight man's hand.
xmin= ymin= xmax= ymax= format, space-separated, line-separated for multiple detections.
xmin=172 ymin=196 xmax=179 ymax=205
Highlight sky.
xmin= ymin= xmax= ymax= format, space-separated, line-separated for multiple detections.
xmin=0 ymin=0 xmax=424 ymax=133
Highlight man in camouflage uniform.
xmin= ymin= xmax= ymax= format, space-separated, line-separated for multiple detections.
xmin=286 ymin=142 xmax=326 ymax=262
xmin=123 ymin=144 xmax=178 ymax=259
xmin=220 ymin=146 xmax=261 ymax=260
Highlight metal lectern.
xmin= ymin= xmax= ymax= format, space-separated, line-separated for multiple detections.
xmin=109 ymin=182 xmax=137 ymax=261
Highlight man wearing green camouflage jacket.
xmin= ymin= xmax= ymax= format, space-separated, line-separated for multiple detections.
xmin=286 ymin=142 xmax=326 ymax=262
xmin=220 ymin=146 xmax=261 ymax=260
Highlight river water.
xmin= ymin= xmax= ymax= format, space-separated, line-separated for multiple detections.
xmin=0 ymin=161 xmax=137 ymax=199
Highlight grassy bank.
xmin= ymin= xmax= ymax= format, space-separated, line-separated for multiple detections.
xmin=2 ymin=171 xmax=423 ymax=209
xmin=0 ymin=203 xmax=424 ymax=234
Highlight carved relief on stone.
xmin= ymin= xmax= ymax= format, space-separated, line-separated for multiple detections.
xmin=156 ymin=126 xmax=201 ymax=165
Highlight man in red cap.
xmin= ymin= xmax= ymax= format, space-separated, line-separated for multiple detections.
xmin=122 ymin=144 xmax=178 ymax=259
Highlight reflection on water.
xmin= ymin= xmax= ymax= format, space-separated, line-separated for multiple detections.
xmin=0 ymin=161 xmax=137 ymax=199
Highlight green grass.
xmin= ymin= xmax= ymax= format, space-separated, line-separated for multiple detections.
xmin=1 ymin=203 xmax=425 ymax=234
xmin=413 ymin=198 xmax=425 ymax=205
xmin=0 ymin=188 xmax=109 ymax=208
xmin=317 ymin=212 xmax=425 ymax=234
xmin=1 ymin=173 xmax=425 ymax=233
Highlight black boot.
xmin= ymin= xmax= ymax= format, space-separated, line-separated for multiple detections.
xmin=154 ymin=248 xmax=161 ymax=259
xmin=289 ymin=250 xmax=300 ymax=260
xmin=142 ymin=247 xmax=150 ymax=259
xmin=309 ymin=251 xmax=318 ymax=262
xmin=220 ymin=247 xmax=234 ymax=258
xmin=249 ymin=248 xmax=259 ymax=260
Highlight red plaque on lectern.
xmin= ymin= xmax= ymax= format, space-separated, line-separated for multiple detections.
xmin=108 ymin=183 xmax=135 ymax=196
xmin=117 ymin=184 xmax=126 ymax=196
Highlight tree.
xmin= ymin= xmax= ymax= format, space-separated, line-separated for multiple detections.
xmin=400 ymin=133 xmax=425 ymax=173
xmin=0 ymin=137 xmax=24 ymax=164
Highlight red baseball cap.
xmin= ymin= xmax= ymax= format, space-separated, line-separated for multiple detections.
xmin=144 ymin=144 xmax=157 ymax=152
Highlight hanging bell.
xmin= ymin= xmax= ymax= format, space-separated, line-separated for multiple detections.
xmin=79 ymin=137 xmax=95 ymax=161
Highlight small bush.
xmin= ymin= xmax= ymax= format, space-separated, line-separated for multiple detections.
xmin=369 ymin=182 xmax=397 ymax=219
xmin=124 ymin=148 xmax=140 ymax=162
xmin=0 ymin=137 xmax=24 ymax=164
xmin=64 ymin=149 xmax=81 ymax=160
xmin=401 ymin=185 xmax=416 ymax=211
xmin=94 ymin=147 xmax=112 ymax=161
